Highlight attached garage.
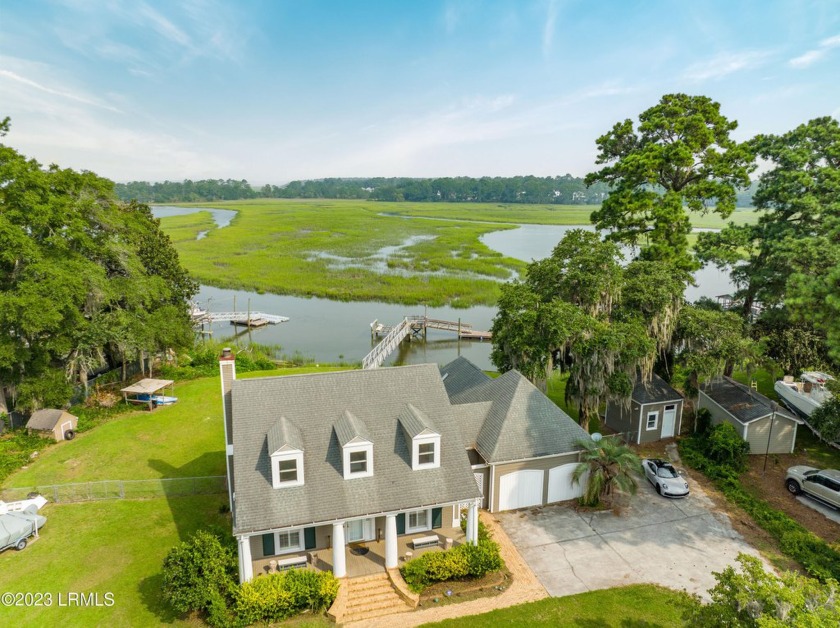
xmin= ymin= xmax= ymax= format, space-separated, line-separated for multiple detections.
xmin=548 ymin=463 xmax=585 ymax=503
xmin=498 ymin=470 xmax=543 ymax=511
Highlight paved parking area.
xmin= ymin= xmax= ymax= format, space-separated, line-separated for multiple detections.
xmin=498 ymin=475 xmax=766 ymax=599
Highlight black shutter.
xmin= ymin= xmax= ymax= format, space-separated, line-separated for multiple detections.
xmin=396 ymin=513 xmax=405 ymax=535
xmin=262 ymin=533 xmax=275 ymax=556
xmin=304 ymin=527 xmax=317 ymax=550
xmin=432 ymin=507 xmax=443 ymax=529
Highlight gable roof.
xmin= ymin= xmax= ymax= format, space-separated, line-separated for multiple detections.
xmin=633 ymin=373 xmax=683 ymax=404
xmin=701 ymin=377 xmax=800 ymax=425
xmin=334 ymin=410 xmax=371 ymax=446
xmin=398 ymin=403 xmax=438 ymax=438
xmin=440 ymin=356 xmax=491 ymax=397
xmin=26 ymin=409 xmax=75 ymax=430
xmin=444 ymin=364 xmax=589 ymax=463
xmin=267 ymin=416 xmax=304 ymax=454
xmin=230 ymin=364 xmax=481 ymax=535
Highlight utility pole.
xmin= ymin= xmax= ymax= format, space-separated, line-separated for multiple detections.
xmin=763 ymin=402 xmax=779 ymax=475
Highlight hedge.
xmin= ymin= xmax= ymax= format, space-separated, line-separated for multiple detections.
xmin=400 ymin=539 xmax=504 ymax=592
xmin=679 ymin=436 xmax=840 ymax=582
xmin=234 ymin=569 xmax=339 ymax=625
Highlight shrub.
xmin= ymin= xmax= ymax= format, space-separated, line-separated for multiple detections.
xmin=702 ymin=422 xmax=750 ymax=471
xmin=400 ymin=539 xmax=504 ymax=592
xmin=161 ymin=530 xmax=238 ymax=621
xmin=233 ymin=570 xmax=339 ymax=624
xmin=695 ymin=407 xmax=712 ymax=435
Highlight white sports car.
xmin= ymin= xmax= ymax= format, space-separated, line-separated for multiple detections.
xmin=642 ymin=458 xmax=689 ymax=498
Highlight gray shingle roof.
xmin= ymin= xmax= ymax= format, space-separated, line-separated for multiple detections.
xmin=398 ymin=404 xmax=438 ymax=438
xmin=26 ymin=409 xmax=73 ymax=430
xmin=701 ymin=377 xmax=800 ymax=424
xmin=449 ymin=401 xmax=493 ymax=448
xmin=444 ymin=365 xmax=589 ymax=463
xmin=267 ymin=416 xmax=304 ymax=454
xmin=440 ymin=356 xmax=491 ymax=397
xmin=230 ymin=364 xmax=481 ymax=535
xmin=334 ymin=410 xmax=371 ymax=446
xmin=633 ymin=373 xmax=683 ymax=404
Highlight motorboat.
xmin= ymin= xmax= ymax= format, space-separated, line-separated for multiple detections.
xmin=0 ymin=493 xmax=47 ymax=515
xmin=774 ymin=371 xmax=834 ymax=418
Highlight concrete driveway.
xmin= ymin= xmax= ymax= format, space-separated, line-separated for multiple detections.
xmin=797 ymin=495 xmax=840 ymax=524
xmin=497 ymin=475 xmax=764 ymax=599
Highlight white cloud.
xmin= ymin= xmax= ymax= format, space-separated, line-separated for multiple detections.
xmin=0 ymin=67 xmax=121 ymax=113
xmin=681 ymin=50 xmax=772 ymax=82
xmin=788 ymin=33 xmax=840 ymax=68
xmin=542 ymin=0 xmax=560 ymax=57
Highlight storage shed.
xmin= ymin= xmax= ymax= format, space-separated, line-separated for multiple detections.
xmin=699 ymin=377 xmax=803 ymax=454
xmin=26 ymin=409 xmax=78 ymax=441
xmin=604 ymin=373 xmax=684 ymax=444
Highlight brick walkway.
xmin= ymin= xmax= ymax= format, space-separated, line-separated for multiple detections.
xmin=345 ymin=512 xmax=548 ymax=628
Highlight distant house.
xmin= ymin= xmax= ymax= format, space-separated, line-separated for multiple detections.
xmin=26 ymin=409 xmax=78 ymax=441
xmin=219 ymin=352 xmax=590 ymax=583
xmin=699 ymin=377 xmax=803 ymax=454
xmin=603 ymin=373 xmax=684 ymax=444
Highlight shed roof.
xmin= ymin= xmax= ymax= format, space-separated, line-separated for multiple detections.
xmin=633 ymin=373 xmax=683 ymax=404
xmin=120 ymin=378 xmax=174 ymax=394
xmin=26 ymin=409 xmax=75 ymax=431
xmin=701 ymin=377 xmax=801 ymax=425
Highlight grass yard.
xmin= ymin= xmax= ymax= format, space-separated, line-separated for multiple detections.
xmin=0 ymin=496 xmax=229 ymax=627
xmin=420 ymin=584 xmax=691 ymax=627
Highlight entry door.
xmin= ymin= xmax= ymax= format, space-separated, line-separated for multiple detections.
xmin=345 ymin=518 xmax=374 ymax=543
xmin=662 ymin=405 xmax=677 ymax=438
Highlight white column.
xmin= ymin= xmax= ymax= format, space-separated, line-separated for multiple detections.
xmin=238 ymin=536 xmax=253 ymax=582
xmin=332 ymin=522 xmax=347 ymax=578
xmin=385 ymin=514 xmax=398 ymax=569
xmin=467 ymin=500 xmax=479 ymax=545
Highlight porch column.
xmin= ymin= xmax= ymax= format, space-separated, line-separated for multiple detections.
xmin=385 ymin=514 xmax=398 ymax=569
xmin=466 ymin=500 xmax=479 ymax=545
xmin=238 ymin=535 xmax=253 ymax=582
xmin=332 ymin=521 xmax=347 ymax=578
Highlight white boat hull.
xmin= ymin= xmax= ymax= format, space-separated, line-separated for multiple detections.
xmin=774 ymin=381 xmax=821 ymax=417
xmin=0 ymin=494 xmax=47 ymax=515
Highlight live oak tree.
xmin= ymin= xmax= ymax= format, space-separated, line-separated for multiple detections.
xmin=586 ymin=93 xmax=754 ymax=277
xmin=0 ymin=118 xmax=197 ymax=409
xmin=697 ymin=116 xmax=840 ymax=363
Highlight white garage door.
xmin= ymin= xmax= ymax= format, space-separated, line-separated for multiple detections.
xmin=547 ymin=463 xmax=585 ymax=503
xmin=498 ymin=469 xmax=544 ymax=511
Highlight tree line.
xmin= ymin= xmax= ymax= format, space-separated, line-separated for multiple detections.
xmin=115 ymin=175 xmax=758 ymax=207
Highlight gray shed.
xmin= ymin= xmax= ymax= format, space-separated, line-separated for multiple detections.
xmin=604 ymin=373 xmax=684 ymax=444
xmin=26 ymin=409 xmax=78 ymax=442
xmin=699 ymin=377 xmax=803 ymax=454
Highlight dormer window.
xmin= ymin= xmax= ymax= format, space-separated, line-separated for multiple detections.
xmin=398 ymin=404 xmax=441 ymax=470
xmin=336 ymin=410 xmax=374 ymax=479
xmin=267 ymin=416 xmax=305 ymax=488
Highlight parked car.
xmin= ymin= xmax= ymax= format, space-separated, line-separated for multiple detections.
xmin=785 ymin=466 xmax=840 ymax=509
xmin=642 ymin=458 xmax=690 ymax=498
xmin=0 ymin=511 xmax=47 ymax=552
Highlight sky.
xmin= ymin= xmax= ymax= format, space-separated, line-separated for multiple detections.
xmin=1 ymin=0 xmax=838 ymax=184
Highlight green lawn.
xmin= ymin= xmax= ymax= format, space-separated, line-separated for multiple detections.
xmin=421 ymin=584 xmax=692 ymax=627
xmin=0 ymin=496 xmax=229 ymax=627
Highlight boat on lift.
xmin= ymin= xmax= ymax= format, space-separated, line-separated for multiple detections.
xmin=774 ymin=371 xmax=834 ymax=418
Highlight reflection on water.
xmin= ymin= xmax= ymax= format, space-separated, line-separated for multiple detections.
xmin=152 ymin=206 xmax=238 ymax=230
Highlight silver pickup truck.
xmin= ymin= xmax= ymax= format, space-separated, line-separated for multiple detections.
xmin=785 ymin=466 xmax=840 ymax=509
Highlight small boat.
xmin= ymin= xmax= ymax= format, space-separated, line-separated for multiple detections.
xmin=135 ymin=393 xmax=179 ymax=406
xmin=0 ymin=494 xmax=47 ymax=515
xmin=774 ymin=371 xmax=834 ymax=418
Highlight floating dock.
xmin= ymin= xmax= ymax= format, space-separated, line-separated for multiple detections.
xmin=190 ymin=305 xmax=289 ymax=332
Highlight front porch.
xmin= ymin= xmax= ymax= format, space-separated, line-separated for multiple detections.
xmin=251 ymin=526 xmax=466 ymax=579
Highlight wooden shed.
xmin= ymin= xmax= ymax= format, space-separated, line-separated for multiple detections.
xmin=604 ymin=373 xmax=684 ymax=444
xmin=26 ymin=409 xmax=78 ymax=441
xmin=699 ymin=377 xmax=803 ymax=454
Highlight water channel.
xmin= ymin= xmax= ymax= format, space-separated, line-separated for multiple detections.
xmin=153 ymin=206 xmax=734 ymax=370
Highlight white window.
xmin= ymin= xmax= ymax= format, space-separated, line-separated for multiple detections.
xmin=412 ymin=434 xmax=441 ymax=470
xmin=343 ymin=442 xmax=374 ymax=478
xmin=270 ymin=450 xmax=304 ymax=488
xmin=407 ymin=509 xmax=431 ymax=533
xmin=276 ymin=530 xmax=302 ymax=553
xmin=646 ymin=411 xmax=658 ymax=431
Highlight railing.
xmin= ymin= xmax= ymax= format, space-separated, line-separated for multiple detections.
xmin=362 ymin=316 xmax=423 ymax=369
xmin=1 ymin=475 xmax=228 ymax=504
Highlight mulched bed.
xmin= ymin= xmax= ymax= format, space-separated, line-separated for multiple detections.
xmin=416 ymin=570 xmax=510 ymax=608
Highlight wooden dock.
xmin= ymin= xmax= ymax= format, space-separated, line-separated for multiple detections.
xmin=364 ymin=316 xmax=492 ymax=369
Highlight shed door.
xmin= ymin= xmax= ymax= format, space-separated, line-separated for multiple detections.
xmin=547 ymin=463 xmax=585 ymax=503
xmin=662 ymin=405 xmax=677 ymax=438
xmin=498 ymin=470 xmax=543 ymax=511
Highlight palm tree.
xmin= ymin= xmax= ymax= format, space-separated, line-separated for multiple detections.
xmin=572 ymin=436 xmax=642 ymax=507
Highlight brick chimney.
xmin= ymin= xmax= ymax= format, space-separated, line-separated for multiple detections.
xmin=219 ymin=347 xmax=236 ymax=513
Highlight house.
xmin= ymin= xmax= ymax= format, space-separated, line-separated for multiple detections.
xmin=603 ymin=373 xmax=684 ymax=443
xmin=25 ymin=409 xmax=78 ymax=442
xmin=219 ymin=351 xmax=590 ymax=583
xmin=440 ymin=356 xmax=590 ymax=512
xmin=699 ymin=377 xmax=803 ymax=454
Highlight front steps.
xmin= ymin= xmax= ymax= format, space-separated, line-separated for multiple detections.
xmin=334 ymin=572 xmax=414 ymax=624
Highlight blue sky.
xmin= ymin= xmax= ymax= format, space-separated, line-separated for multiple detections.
xmin=1 ymin=0 xmax=838 ymax=183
